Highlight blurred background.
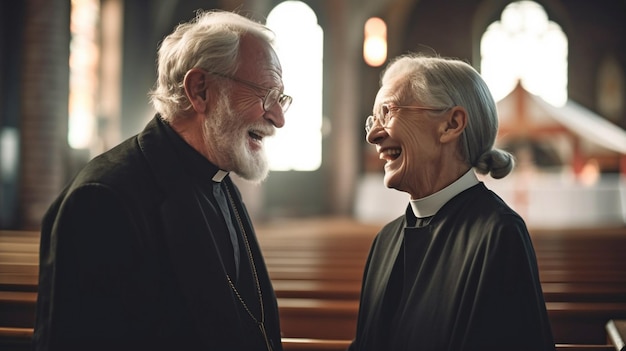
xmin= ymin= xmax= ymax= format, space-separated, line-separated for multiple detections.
xmin=1 ymin=0 xmax=625 ymax=230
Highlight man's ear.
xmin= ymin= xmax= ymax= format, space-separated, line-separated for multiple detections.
xmin=184 ymin=68 xmax=209 ymax=113
xmin=439 ymin=106 xmax=467 ymax=144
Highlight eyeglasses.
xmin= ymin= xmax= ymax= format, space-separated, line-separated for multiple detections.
xmin=205 ymin=71 xmax=293 ymax=113
xmin=365 ymin=103 xmax=450 ymax=133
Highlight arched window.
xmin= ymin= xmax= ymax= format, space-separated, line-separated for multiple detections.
xmin=69 ymin=0 xmax=100 ymax=149
xmin=69 ymin=0 xmax=122 ymax=155
xmin=266 ymin=1 xmax=323 ymax=171
xmin=481 ymin=1 xmax=568 ymax=106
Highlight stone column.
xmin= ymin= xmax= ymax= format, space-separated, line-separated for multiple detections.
xmin=19 ymin=0 xmax=70 ymax=229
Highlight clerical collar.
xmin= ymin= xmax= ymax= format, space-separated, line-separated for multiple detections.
xmin=212 ymin=170 xmax=229 ymax=182
xmin=159 ymin=115 xmax=230 ymax=184
xmin=409 ymin=169 xmax=479 ymax=218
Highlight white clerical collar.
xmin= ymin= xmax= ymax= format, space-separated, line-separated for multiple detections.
xmin=409 ymin=169 xmax=479 ymax=218
xmin=212 ymin=170 xmax=229 ymax=182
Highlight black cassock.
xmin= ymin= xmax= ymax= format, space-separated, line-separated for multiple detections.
xmin=34 ymin=117 xmax=282 ymax=351
xmin=349 ymin=183 xmax=555 ymax=351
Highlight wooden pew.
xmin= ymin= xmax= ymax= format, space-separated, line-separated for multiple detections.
xmin=4 ymin=288 xmax=625 ymax=345
xmin=259 ymin=222 xmax=626 ymax=345
xmin=3 ymin=258 xmax=626 ymax=304
xmin=278 ymin=298 xmax=358 ymax=340
xmin=541 ymin=283 xmax=626 ymax=303
xmin=0 ymin=327 xmax=617 ymax=351
xmin=273 ymin=280 xmax=361 ymax=300
xmin=278 ymin=298 xmax=626 ymax=344
xmin=273 ymin=279 xmax=626 ymax=303
xmin=0 ymin=327 xmax=32 ymax=351
xmin=2 ymin=223 xmax=626 ymax=347
xmin=0 ymin=230 xmax=39 ymax=294
xmin=553 ymin=346 xmax=615 ymax=351
xmin=282 ymin=338 xmax=351 ymax=351
xmin=547 ymin=302 xmax=626 ymax=344
xmin=0 ymin=291 xmax=36 ymax=328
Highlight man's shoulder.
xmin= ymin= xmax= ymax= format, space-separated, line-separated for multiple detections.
xmin=78 ymin=136 xmax=146 ymax=185
xmin=74 ymin=116 xmax=169 ymax=188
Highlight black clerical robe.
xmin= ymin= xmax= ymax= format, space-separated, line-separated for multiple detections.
xmin=349 ymin=183 xmax=554 ymax=351
xmin=34 ymin=116 xmax=282 ymax=351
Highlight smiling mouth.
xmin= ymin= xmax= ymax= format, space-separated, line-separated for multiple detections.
xmin=248 ymin=130 xmax=264 ymax=142
xmin=380 ymin=148 xmax=401 ymax=161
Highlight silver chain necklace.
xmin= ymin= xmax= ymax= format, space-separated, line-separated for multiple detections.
xmin=224 ymin=185 xmax=273 ymax=351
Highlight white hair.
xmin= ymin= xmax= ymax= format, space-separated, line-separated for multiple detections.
xmin=149 ymin=10 xmax=275 ymax=121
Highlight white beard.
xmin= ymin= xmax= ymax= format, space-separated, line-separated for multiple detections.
xmin=203 ymin=91 xmax=270 ymax=183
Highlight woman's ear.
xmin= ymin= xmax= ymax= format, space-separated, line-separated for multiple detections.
xmin=184 ymin=68 xmax=209 ymax=113
xmin=439 ymin=106 xmax=468 ymax=144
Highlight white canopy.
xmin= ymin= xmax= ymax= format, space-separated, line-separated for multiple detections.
xmin=496 ymin=83 xmax=626 ymax=155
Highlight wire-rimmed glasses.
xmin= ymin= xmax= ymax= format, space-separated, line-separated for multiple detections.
xmin=365 ymin=103 xmax=450 ymax=133
xmin=205 ymin=70 xmax=293 ymax=113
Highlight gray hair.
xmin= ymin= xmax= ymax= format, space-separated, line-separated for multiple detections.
xmin=381 ymin=54 xmax=515 ymax=179
xmin=149 ymin=10 xmax=275 ymax=121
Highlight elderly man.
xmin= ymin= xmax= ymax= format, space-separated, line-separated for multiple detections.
xmin=34 ymin=10 xmax=291 ymax=351
xmin=349 ymin=55 xmax=554 ymax=351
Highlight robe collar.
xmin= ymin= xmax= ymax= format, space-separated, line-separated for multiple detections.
xmin=160 ymin=116 xmax=230 ymax=183
xmin=409 ymin=169 xmax=479 ymax=218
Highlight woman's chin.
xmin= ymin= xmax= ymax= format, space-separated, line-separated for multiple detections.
xmin=383 ymin=171 xmax=398 ymax=190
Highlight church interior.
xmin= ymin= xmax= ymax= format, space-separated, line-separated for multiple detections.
xmin=1 ymin=0 xmax=626 ymax=349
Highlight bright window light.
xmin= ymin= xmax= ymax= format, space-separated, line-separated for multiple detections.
xmin=481 ymin=1 xmax=568 ymax=106
xmin=266 ymin=1 xmax=323 ymax=171
xmin=69 ymin=0 xmax=99 ymax=149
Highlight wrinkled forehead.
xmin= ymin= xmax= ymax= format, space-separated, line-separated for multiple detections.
xmin=237 ymin=34 xmax=283 ymax=79
xmin=373 ymin=74 xmax=410 ymax=111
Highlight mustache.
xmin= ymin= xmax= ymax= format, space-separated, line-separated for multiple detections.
xmin=248 ymin=122 xmax=276 ymax=138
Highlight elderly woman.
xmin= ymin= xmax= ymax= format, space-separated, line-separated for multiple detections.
xmin=349 ymin=55 xmax=555 ymax=351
